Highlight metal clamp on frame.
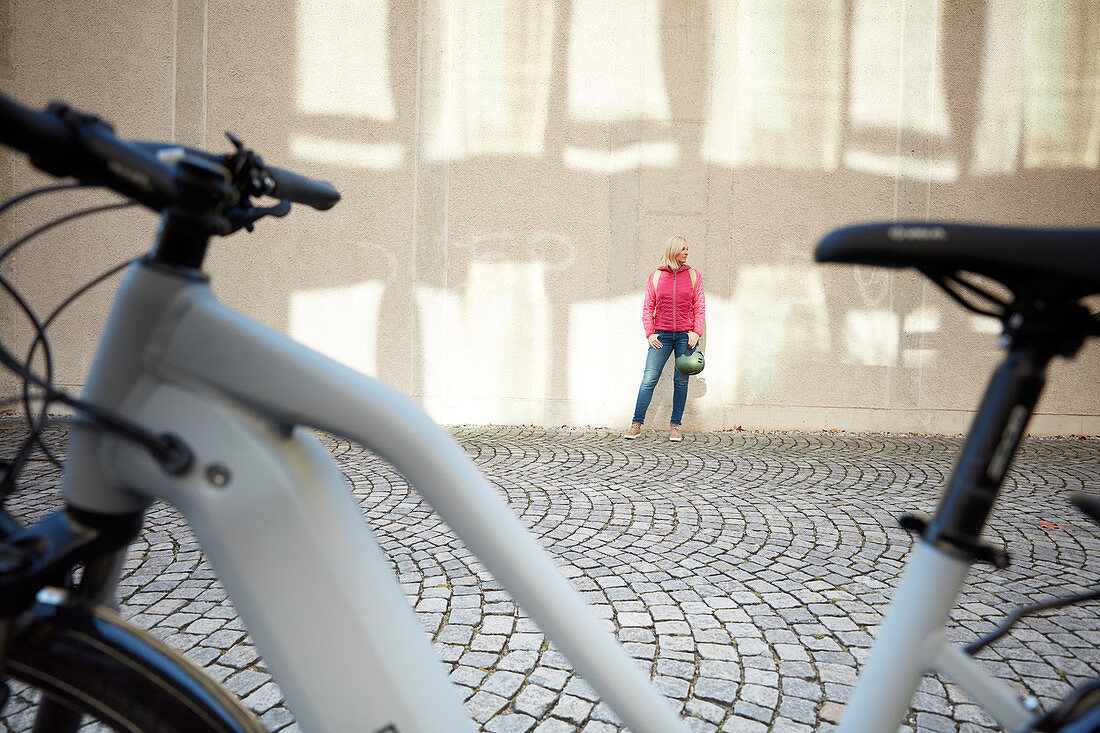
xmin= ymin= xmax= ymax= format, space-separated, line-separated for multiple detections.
xmin=898 ymin=514 xmax=1010 ymax=569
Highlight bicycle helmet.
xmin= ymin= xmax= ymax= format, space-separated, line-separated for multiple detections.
xmin=675 ymin=351 xmax=704 ymax=375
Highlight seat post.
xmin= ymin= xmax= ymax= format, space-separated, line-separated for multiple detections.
xmin=925 ymin=297 xmax=1094 ymax=553
xmin=925 ymin=339 xmax=1053 ymax=552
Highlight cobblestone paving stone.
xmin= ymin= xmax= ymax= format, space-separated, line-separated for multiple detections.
xmin=1 ymin=420 xmax=1098 ymax=732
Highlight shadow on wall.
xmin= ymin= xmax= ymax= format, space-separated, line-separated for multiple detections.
xmin=275 ymin=0 xmax=1100 ymax=427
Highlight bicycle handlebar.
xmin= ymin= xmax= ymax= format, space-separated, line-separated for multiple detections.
xmin=266 ymin=165 xmax=340 ymax=212
xmin=0 ymin=92 xmax=340 ymax=214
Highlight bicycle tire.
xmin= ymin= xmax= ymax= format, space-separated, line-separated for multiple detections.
xmin=5 ymin=592 xmax=265 ymax=733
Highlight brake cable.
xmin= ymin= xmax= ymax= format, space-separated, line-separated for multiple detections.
xmin=0 ymin=191 xmax=192 ymax=488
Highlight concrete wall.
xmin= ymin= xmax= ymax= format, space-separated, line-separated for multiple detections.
xmin=2 ymin=0 xmax=1098 ymax=434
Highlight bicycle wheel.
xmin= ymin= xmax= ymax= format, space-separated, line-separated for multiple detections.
xmin=5 ymin=593 xmax=265 ymax=733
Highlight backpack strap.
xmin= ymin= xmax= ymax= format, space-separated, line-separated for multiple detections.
xmin=653 ymin=268 xmax=698 ymax=296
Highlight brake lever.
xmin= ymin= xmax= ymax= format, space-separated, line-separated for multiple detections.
xmin=224 ymin=200 xmax=292 ymax=234
xmin=220 ymin=132 xmax=290 ymax=233
xmin=225 ymin=132 xmax=276 ymax=199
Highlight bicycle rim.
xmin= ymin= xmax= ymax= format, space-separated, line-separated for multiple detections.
xmin=6 ymin=596 xmax=265 ymax=733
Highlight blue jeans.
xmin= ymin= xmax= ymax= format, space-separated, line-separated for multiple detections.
xmin=632 ymin=331 xmax=692 ymax=425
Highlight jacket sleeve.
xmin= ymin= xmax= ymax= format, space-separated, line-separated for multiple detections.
xmin=642 ymin=271 xmax=657 ymax=336
xmin=692 ymin=271 xmax=706 ymax=334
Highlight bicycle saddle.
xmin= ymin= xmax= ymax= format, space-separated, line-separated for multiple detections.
xmin=815 ymin=223 xmax=1100 ymax=298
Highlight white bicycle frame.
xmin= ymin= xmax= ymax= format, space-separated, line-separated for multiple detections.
xmin=59 ymin=261 xmax=688 ymax=733
xmin=54 ymin=259 xmax=1051 ymax=733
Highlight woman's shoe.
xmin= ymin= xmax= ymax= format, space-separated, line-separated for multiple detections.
xmin=669 ymin=424 xmax=683 ymax=442
xmin=624 ymin=422 xmax=642 ymax=439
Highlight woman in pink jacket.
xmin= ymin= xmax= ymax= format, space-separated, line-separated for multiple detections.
xmin=624 ymin=235 xmax=706 ymax=442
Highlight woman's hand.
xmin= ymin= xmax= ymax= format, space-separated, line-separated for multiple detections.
xmin=648 ymin=334 xmax=662 ymax=349
xmin=688 ymin=331 xmax=700 ymax=349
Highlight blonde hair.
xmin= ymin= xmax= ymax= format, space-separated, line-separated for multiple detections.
xmin=660 ymin=235 xmax=687 ymax=271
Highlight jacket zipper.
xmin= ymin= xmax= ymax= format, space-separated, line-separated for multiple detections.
xmin=671 ymin=270 xmax=678 ymax=332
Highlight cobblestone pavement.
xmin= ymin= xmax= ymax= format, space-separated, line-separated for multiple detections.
xmin=2 ymin=420 xmax=1099 ymax=732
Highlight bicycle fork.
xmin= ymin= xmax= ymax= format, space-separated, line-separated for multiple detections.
xmin=840 ymin=329 xmax=1073 ymax=733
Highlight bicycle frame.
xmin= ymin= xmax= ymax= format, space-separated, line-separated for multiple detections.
xmin=50 ymin=259 xmax=1085 ymax=733
xmin=60 ymin=260 xmax=688 ymax=733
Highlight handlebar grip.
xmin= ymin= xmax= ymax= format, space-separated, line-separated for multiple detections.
xmin=0 ymin=93 xmax=77 ymax=175
xmin=266 ymin=166 xmax=341 ymax=211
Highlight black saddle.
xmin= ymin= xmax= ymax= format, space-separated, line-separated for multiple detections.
xmin=815 ymin=223 xmax=1100 ymax=299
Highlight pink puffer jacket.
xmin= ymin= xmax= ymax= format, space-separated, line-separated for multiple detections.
xmin=643 ymin=265 xmax=705 ymax=336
